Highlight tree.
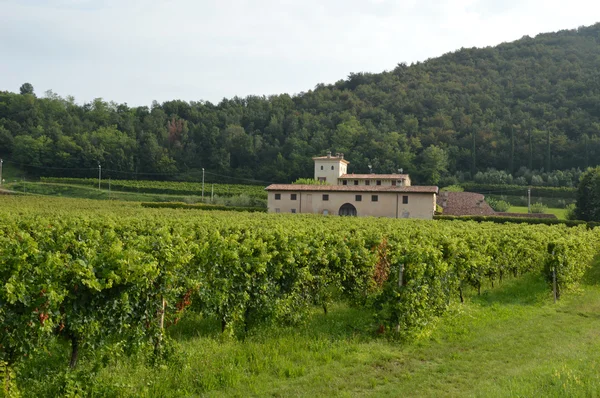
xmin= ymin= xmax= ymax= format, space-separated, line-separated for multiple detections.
xmin=419 ymin=145 xmax=448 ymax=185
xmin=574 ymin=166 xmax=600 ymax=221
xmin=19 ymin=83 xmax=34 ymax=95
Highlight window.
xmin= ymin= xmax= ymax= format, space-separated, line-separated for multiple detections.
xmin=323 ymin=194 xmax=329 ymax=201
xmin=376 ymin=180 xmax=381 ymax=186
xmin=275 ymin=193 xmax=281 ymax=200
xmin=365 ymin=180 xmax=370 ymax=186
xmin=331 ymin=166 xmax=334 ymax=170
xmin=342 ymin=180 xmax=347 ymax=186
xmin=354 ymin=180 xmax=359 ymax=185
xmin=392 ymin=180 xmax=397 ymax=186
xmin=402 ymin=195 xmax=409 ymax=204
xmin=371 ymin=195 xmax=379 ymax=202
xmin=275 ymin=208 xmax=280 ymax=213
xmin=320 ymin=165 xmax=323 ymax=170
xmin=355 ymin=195 xmax=362 ymax=202
xmin=291 ymin=194 xmax=297 ymax=200
xmin=291 ymin=209 xmax=297 ymax=214
xmin=318 ymin=177 xmax=326 ymax=182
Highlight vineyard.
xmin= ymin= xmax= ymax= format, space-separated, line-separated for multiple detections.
xmin=1 ymin=196 xmax=600 ymax=396
xmin=39 ymin=177 xmax=268 ymax=199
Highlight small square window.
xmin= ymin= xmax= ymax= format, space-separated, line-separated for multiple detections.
xmin=342 ymin=180 xmax=347 ymax=185
xmin=365 ymin=180 xmax=370 ymax=186
xmin=323 ymin=194 xmax=329 ymax=201
xmin=392 ymin=180 xmax=397 ymax=186
xmin=291 ymin=209 xmax=297 ymax=214
xmin=275 ymin=193 xmax=281 ymax=200
xmin=355 ymin=195 xmax=362 ymax=202
xmin=275 ymin=208 xmax=280 ymax=213
xmin=354 ymin=180 xmax=359 ymax=185
xmin=402 ymin=195 xmax=408 ymax=204
xmin=371 ymin=195 xmax=378 ymax=202
xmin=291 ymin=194 xmax=297 ymax=200
xmin=318 ymin=177 xmax=326 ymax=182
xmin=376 ymin=180 xmax=381 ymax=186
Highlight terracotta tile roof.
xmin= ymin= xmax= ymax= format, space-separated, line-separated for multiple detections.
xmin=437 ymin=192 xmax=496 ymax=216
xmin=265 ymin=184 xmax=438 ymax=193
xmin=339 ymin=174 xmax=409 ymax=180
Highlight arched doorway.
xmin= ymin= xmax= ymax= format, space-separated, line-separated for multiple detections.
xmin=339 ymin=203 xmax=357 ymax=216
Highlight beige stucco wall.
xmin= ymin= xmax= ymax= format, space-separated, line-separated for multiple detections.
xmin=313 ymin=159 xmax=347 ymax=184
xmin=267 ymin=191 xmax=436 ymax=219
xmin=337 ymin=178 xmax=411 ymax=187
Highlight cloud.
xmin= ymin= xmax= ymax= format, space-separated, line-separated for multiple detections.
xmin=0 ymin=0 xmax=598 ymax=106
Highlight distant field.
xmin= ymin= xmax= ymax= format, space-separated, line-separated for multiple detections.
xmin=4 ymin=180 xmax=267 ymax=207
xmin=508 ymin=205 xmax=568 ymax=219
xmin=40 ymin=177 xmax=268 ymax=199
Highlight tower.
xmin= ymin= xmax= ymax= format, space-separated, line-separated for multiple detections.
xmin=312 ymin=152 xmax=349 ymax=185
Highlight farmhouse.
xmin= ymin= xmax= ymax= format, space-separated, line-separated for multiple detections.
xmin=265 ymin=153 xmax=438 ymax=219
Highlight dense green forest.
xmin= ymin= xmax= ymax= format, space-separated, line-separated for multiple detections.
xmin=1 ymin=23 xmax=600 ymax=185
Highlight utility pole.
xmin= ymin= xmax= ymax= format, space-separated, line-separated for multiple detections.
xmin=98 ymin=163 xmax=102 ymax=190
xmin=0 ymin=158 xmax=3 ymax=186
xmin=211 ymin=184 xmax=214 ymax=203
xmin=202 ymin=168 xmax=205 ymax=201
xmin=527 ymin=188 xmax=531 ymax=213
xmin=108 ymin=178 xmax=111 ymax=199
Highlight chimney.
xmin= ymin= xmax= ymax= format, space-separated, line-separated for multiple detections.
xmin=327 ymin=151 xmax=332 ymax=158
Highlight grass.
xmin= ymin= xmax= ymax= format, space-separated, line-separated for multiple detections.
xmin=18 ymin=265 xmax=600 ymax=397
xmin=4 ymin=181 xmax=216 ymax=203
xmin=508 ymin=205 xmax=568 ymax=219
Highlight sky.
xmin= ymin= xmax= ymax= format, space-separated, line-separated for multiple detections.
xmin=1 ymin=0 xmax=599 ymax=107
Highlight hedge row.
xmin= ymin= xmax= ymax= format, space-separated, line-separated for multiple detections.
xmin=140 ymin=202 xmax=267 ymax=213
xmin=461 ymin=183 xmax=577 ymax=198
xmin=434 ymin=214 xmax=600 ymax=228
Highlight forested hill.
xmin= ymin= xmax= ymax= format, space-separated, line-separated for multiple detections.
xmin=1 ymin=23 xmax=600 ymax=185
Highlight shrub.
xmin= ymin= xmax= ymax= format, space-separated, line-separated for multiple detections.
xmin=486 ymin=197 xmax=511 ymax=212
xmin=530 ymin=202 xmax=547 ymax=214
xmin=565 ymin=203 xmax=577 ymax=220
xmin=440 ymin=184 xmax=464 ymax=192
xmin=292 ymin=178 xmax=329 ymax=185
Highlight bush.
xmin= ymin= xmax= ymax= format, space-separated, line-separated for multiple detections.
xmin=565 ymin=203 xmax=577 ymax=220
xmin=292 ymin=178 xmax=329 ymax=185
xmin=486 ymin=197 xmax=511 ymax=212
xmin=440 ymin=184 xmax=464 ymax=192
xmin=530 ymin=202 xmax=548 ymax=214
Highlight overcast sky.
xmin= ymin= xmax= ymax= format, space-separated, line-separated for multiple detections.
xmin=1 ymin=0 xmax=598 ymax=107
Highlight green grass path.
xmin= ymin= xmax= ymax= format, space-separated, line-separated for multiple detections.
xmin=508 ymin=205 xmax=568 ymax=219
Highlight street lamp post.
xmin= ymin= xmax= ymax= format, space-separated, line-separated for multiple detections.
xmin=98 ymin=163 xmax=102 ymax=190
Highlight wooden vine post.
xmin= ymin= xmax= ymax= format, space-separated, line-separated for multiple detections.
xmin=396 ymin=263 xmax=404 ymax=334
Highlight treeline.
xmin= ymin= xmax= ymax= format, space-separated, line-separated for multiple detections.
xmin=2 ymin=23 xmax=600 ymax=184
